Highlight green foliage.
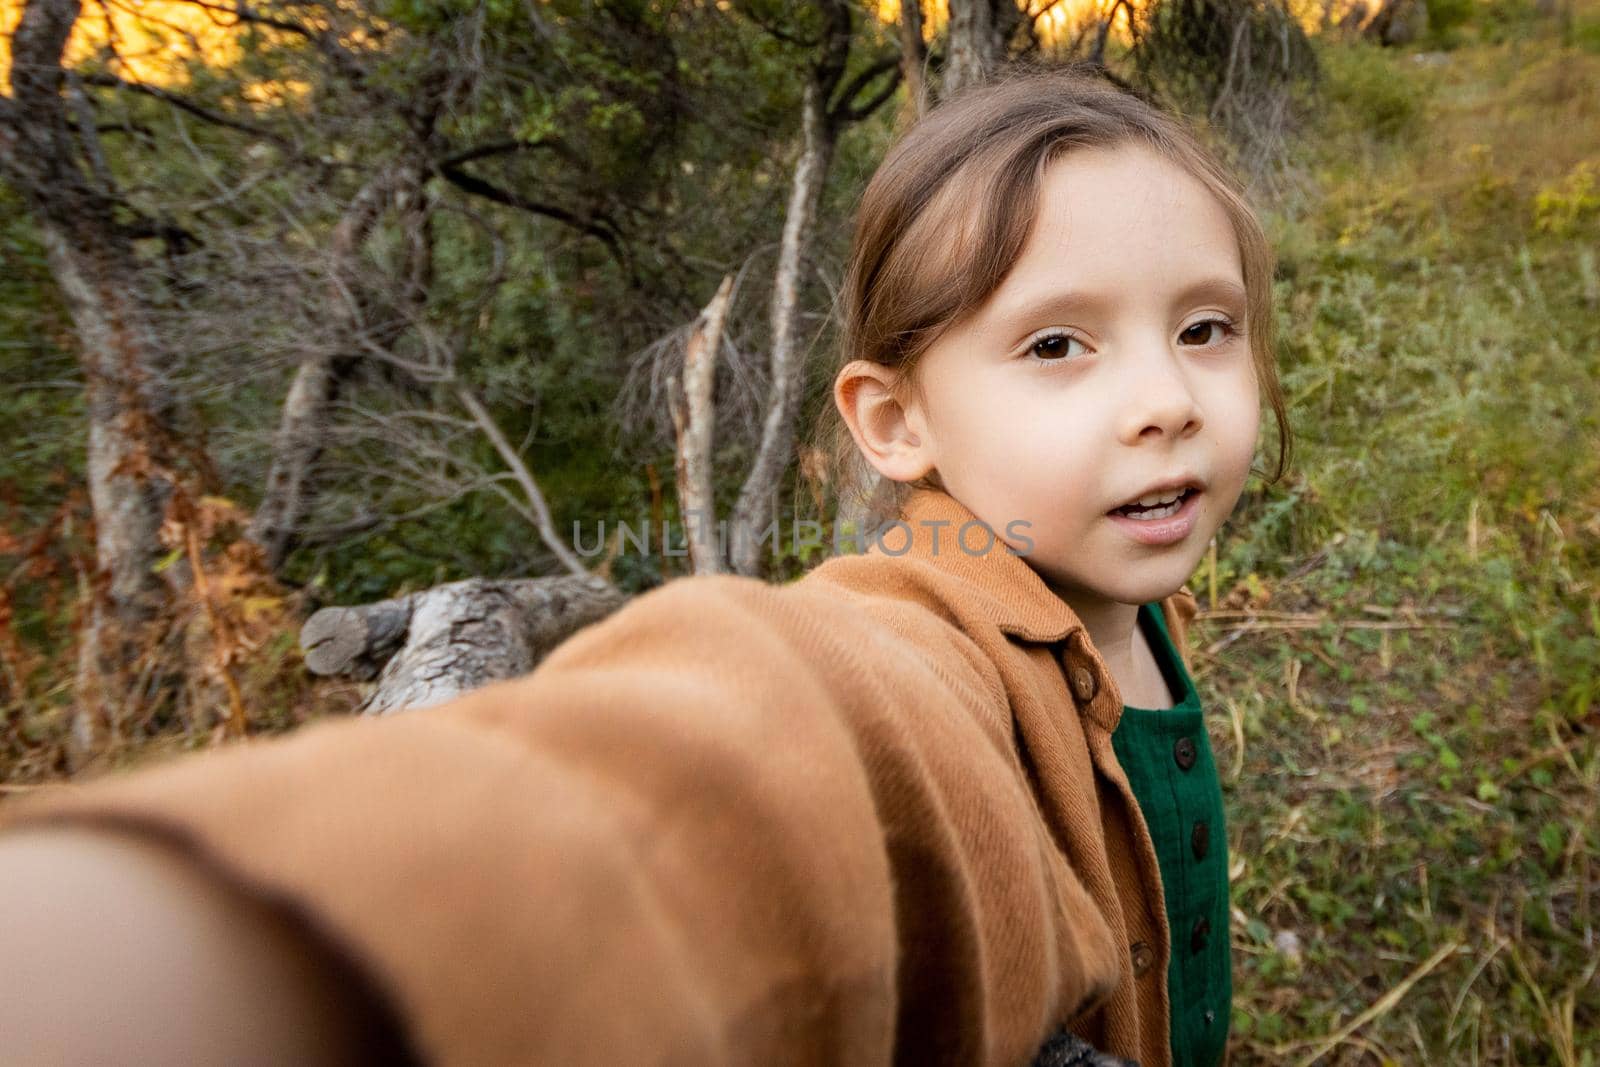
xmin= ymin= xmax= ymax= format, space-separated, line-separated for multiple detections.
xmin=1315 ymin=41 xmax=1423 ymax=140
xmin=1476 ymin=0 xmax=1547 ymax=42
xmin=1576 ymin=9 xmax=1600 ymax=52
xmin=1199 ymin=26 xmax=1600 ymax=1063
xmin=1533 ymin=160 xmax=1600 ymax=235
xmin=1424 ymin=0 xmax=1476 ymax=46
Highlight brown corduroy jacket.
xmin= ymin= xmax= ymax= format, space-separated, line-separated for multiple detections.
xmin=2 ymin=487 xmax=1203 ymax=1067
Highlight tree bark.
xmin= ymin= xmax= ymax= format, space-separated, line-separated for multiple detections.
xmin=897 ymin=0 xmax=931 ymax=122
xmin=992 ymin=0 xmax=1024 ymax=69
xmin=2 ymin=0 xmax=184 ymax=631
xmin=729 ymin=65 xmax=840 ymax=576
xmin=945 ymin=0 xmax=997 ymax=97
xmin=1 ymin=0 xmax=193 ymax=755
xmin=300 ymin=575 xmax=627 ymax=713
xmin=944 ymin=0 xmax=1021 ymax=97
xmin=670 ymin=276 xmax=733 ymax=575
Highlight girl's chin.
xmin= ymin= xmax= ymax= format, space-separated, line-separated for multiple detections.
xmin=1033 ymin=566 xmax=1196 ymax=614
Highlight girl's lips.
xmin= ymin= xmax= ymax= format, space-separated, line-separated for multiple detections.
xmin=1106 ymin=488 xmax=1201 ymax=546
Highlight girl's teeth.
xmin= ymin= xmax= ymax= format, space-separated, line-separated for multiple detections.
xmin=1118 ymin=490 xmax=1189 ymax=520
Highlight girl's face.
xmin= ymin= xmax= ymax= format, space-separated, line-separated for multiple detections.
xmin=896 ymin=142 xmax=1261 ymax=612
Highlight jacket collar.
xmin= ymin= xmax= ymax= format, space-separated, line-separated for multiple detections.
xmin=864 ymin=487 xmax=1085 ymax=645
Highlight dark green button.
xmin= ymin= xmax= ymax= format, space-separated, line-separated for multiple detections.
xmin=1190 ymin=915 xmax=1211 ymax=954
xmin=1174 ymin=736 xmax=1197 ymax=770
xmin=1192 ymin=819 xmax=1210 ymax=860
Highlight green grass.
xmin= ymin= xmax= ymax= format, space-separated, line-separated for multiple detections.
xmin=1194 ymin=27 xmax=1600 ymax=1067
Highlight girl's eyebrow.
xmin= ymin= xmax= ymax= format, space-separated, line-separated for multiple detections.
xmin=1170 ymin=277 xmax=1248 ymax=311
xmin=991 ymin=289 xmax=1115 ymax=340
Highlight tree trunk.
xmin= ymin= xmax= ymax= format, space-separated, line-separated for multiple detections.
xmin=3 ymin=0 xmax=183 ymax=628
xmin=729 ymin=79 xmax=837 ymax=576
xmin=300 ymin=575 xmax=627 ymax=713
xmin=248 ymin=167 xmax=417 ymax=572
xmin=37 ymin=227 xmax=182 ymax=627
xmin=897 ymin=0 xmax=931 ymax=122
xmin=1 ymin=0 xmax=191 ymax=755
xmin=1091 ymin=0 xmax=1128 ymax=65
xmin=945 ymin=0 xmax=997 ymax=97
xmin=991 ymin=0 xmax=1023 ymax=67
xmin=249 ymin=354 xmax=341 ymax=573
xmin=670 ymin=276 xmax=733 ymax=575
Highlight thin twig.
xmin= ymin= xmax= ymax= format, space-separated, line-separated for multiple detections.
xmin=1204 ymin=618 xmax=1457 ymax=656
xmin=1285 ymin=939 xmax=1463 ymax=1067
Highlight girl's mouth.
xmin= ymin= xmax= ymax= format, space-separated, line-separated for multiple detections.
xmin=1111 ymin=487 xmax=1196 ymax=521
xmin=1107 ymin=487 xmax=1201 ymax=546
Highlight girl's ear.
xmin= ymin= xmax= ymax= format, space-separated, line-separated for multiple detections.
xmin=833 ymin=360 xmax=937 ymax=484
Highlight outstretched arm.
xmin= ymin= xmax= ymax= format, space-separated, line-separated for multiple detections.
xmin=0 ymin=573 xmax=1123 ymax=1064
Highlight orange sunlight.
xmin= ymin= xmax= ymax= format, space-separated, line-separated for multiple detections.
xmin=2 ymin=0 xmax=1352 ymax=95
xmin=1 ymin=0 xmax=247 ymax=88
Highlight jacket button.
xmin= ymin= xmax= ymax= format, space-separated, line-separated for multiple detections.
xmin=1174 ymin=736 xmax=1197 ymax=770
xmin=1130 ymin=940 xmax=1154 ymax=976
xmin=1191 ymin=819 xmax=1210 ymax=860
xmin=1190 ymin=915 xmax=1211 ymax=954
xmin=1070 ymin=666 xmax=1097 ymax=702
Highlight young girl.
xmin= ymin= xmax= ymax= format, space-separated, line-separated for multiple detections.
xmin=0 ymin=70 xmax=1289 ymax=1067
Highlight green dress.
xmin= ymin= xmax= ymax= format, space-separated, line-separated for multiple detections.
xmin=1110 ymin=603 xmax=1233 ymax=1067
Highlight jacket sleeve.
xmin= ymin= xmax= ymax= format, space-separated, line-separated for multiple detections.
xmin=0 ymin=573 xmax=1121 ymax=1065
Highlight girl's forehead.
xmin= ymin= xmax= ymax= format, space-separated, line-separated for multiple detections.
xmin=996 ymin=150 xmax=1244 ymax=305
xmin=1035 ymin=144 xmax=1229 ymax=234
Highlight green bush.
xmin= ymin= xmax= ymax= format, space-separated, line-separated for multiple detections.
xmin=1575 ymin=13 xmax=1600 ymax=53
xmin=1318 ymin=43 xmax=1422 ymax=140
xmin=1425 ymin=0 xmax=1475 ymax=44
xmin=1476 ymin=0 xmax=1544 ymax=42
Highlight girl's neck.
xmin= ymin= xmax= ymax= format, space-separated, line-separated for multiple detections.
xmin=1046 ymin=584 xmax=1172 ymax=709
xmin=1070 ymin=597 xmax=1141 ymax=677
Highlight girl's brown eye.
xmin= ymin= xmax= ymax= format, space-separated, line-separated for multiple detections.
xmin=1028 ymin=332 xmax=1086 ymax=361
xmin=1179 ymin=320 xmax=1231 ymax=346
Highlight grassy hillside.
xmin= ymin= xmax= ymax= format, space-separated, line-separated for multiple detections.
xmin=1208 ymin=24 xmax=1600 ymax=1066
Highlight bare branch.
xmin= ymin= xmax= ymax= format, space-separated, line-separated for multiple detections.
xmin=455 ymin=385 xmax=591 ymax=578
xmin=163 ymin=0 xmax=374 ymax=88
xmin=77 ymin=71 xmax=292 ymax=147
xmin=436 ymin=162 xmax=629 ymax=269
xmin=435 ymin=137 xmax=565 ymax=170
xmin=829 ymin=56 xmax=901 ymax=126
xmin=672 ymin=275 xmax=733 ymax=575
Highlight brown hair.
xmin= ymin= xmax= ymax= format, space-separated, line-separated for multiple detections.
xmin=815 ymin=65 xmax=1292 ymax=518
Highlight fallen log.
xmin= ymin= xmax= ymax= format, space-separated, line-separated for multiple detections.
xmin=300 ymin=574 xmax=628 ymax=714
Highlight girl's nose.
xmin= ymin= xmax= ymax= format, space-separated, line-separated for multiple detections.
xmin=1117 ymin=348 xmax=1204 ymax=445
